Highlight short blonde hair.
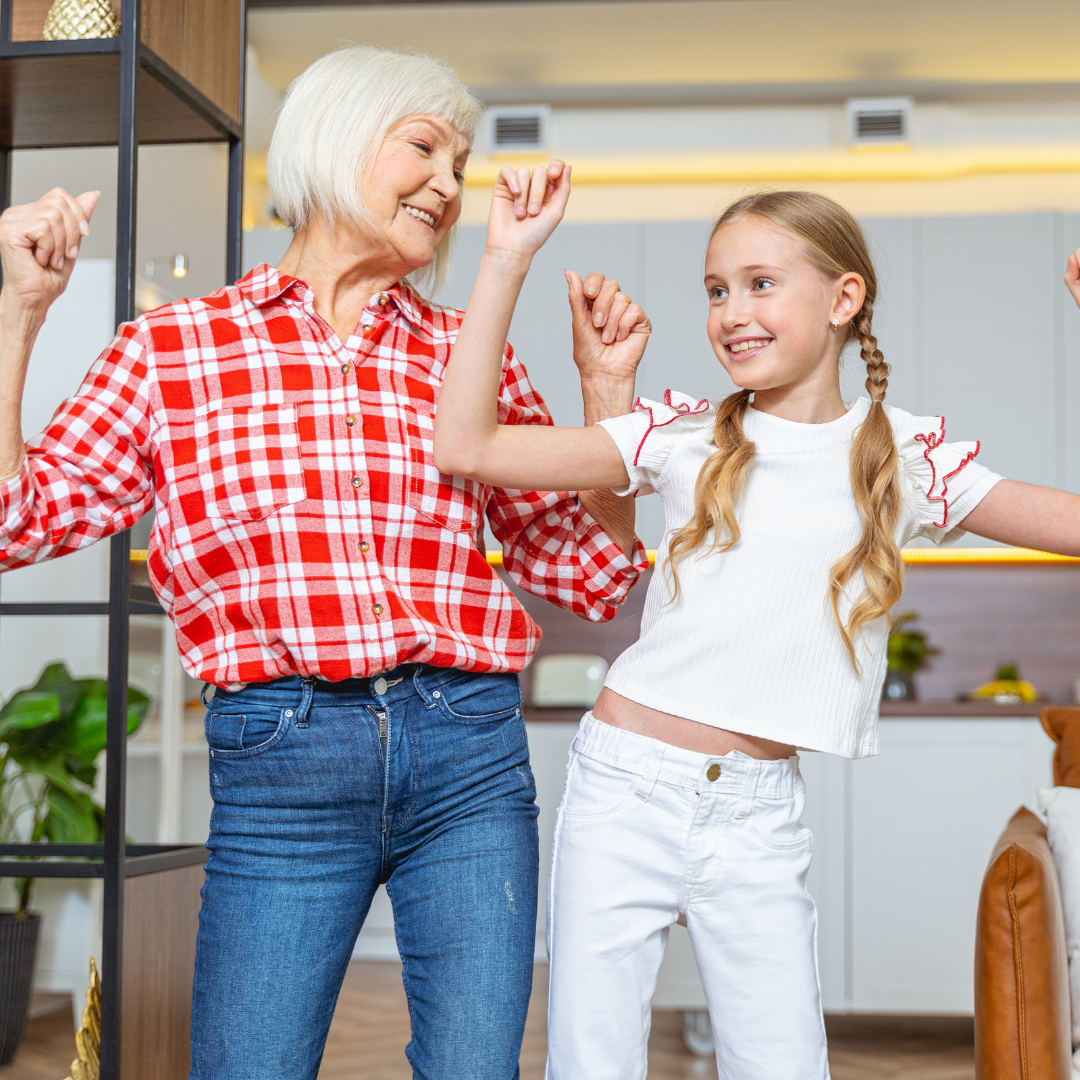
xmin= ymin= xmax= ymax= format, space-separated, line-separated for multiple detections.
xmin=267 ymin=44 xmax=484 ymax=294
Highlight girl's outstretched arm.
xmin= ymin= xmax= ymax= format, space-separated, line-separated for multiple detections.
xmin=434 ymin=161 xmax=644 ymax=493
xmin=962 ymin=480 xmax=1080 ymax=556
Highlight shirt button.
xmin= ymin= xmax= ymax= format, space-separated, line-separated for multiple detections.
xmin=359 ymin=540 xmax=370 ymax=553
xmin=363 ymin=325 xmax=373 ymax=334
xmin=352 ymin=476 xmax=363 ymax=489
xmin=346 ymin=415 xmax=356 ymax=427
xmin=373 ymin=677 xmax=388 ymax=695
xmin=706 ymin=764 xmax=721 ymax=782
xmin=372 ymin=604 xmax=383 ymax=616
xmin=341 ymin=364 xmax=350 ymax=375
xmin=378 ymin=295 xmax=388 ymax=306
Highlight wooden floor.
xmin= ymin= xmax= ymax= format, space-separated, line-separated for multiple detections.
xmin=2 ymin=962 xmax=975 ymax=1079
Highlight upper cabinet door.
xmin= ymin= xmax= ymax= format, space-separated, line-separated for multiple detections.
xmin=918 ymin=214 xmax=1058 ymax=489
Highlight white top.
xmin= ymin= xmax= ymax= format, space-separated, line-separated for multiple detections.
xmin=597 ymin=392 xmax=1003 ymax=758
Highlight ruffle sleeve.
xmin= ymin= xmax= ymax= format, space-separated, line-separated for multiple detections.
xmin=596 ymin=390 xmax=714 ymax=496
xmin=898 ymin=414 xmax=1003 ymax=545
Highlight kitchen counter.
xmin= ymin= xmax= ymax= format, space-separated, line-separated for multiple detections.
xmin=525 ymin=701 xmax=1052 ymax=723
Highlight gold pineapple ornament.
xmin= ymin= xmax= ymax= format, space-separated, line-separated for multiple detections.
xmin=42 ymin=0 xmax=120 ymax=41
xmin=64 ymin=957 xmax=101 ymax=1080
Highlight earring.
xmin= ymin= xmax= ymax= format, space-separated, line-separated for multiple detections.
xmin=830 ymin=318 xmax=840 ymax=329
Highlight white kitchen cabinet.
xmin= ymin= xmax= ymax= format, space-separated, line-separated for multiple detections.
xmin=847 ymin=717 xmax=1053 ymax=1013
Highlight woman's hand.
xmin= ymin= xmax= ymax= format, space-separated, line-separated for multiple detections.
xmin=567 ymin=270 xmax=651 ymax=385
xmin=486 ymin=160 xmax=571 ymax=263
xmin=1066 ymin=249 xmax=1080 ymax=310
xmin=0 ymin=188 xmax=99 ymax=316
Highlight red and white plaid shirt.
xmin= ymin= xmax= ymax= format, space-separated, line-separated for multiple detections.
xmin=0 ymin=265 xmax=647 ymax=689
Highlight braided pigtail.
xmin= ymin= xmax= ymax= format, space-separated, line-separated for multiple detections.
xmin=827 ymin=299 xmax=904 ymax=669
xmin=666 ymin=388 xmax=755 ymax=601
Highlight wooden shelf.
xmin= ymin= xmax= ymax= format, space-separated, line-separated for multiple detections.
xmin=0 ymin=40 xmax=239 ymax=147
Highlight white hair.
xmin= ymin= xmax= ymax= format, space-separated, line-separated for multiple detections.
xmin=267 ymin=44 xmax=484 ymax=295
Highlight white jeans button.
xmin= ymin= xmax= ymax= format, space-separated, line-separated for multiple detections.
xmin=373 ymin=677 xmax=388 ymax=695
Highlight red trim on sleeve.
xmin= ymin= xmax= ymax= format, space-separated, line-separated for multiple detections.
xmin=631 ymin=390 xmax=711 ymax=467
xmin=913 ymin=417 xmax=981 ymax=529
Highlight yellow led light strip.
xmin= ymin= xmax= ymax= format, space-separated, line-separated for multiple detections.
xmin=462 ymin=145 xmax=1080 ymax=188
xmin=482 ymin=547 xmax=1080 ymax=568
xmin=128 ymin=546 xmax=1080 ymax=570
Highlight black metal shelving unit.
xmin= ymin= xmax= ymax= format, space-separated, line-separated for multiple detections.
xmin=0 ymin=2 xmax=245 ymax=1076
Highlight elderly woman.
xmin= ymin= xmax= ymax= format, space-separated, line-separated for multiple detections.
xmin=0 ymin=46 xmax=647 ymax=1080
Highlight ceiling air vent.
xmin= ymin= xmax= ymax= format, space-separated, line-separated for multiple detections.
xmin=487 ymin=105 xmax=550 ymax=152
xmin=846 ymin=97 xmax=912 ymax=146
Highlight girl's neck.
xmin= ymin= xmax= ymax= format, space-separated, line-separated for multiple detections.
xmin=276 ymin=216 xmax=407 ymax=342
xmin=750 ymin=377 xmax=847 ymax=426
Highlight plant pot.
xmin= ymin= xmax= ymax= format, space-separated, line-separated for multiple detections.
xmin=881 ymin=669 xmax=916 ymax=702
xmin=0 ymin=912 xmax=41 ymax=1065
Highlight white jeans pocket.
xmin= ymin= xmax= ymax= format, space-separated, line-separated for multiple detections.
xmin=749 ymin=785 xmax=813 ymax=851
xmin=559 ymin=752 xmax=639 ymax=820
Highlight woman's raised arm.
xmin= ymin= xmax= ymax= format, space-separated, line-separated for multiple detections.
xmin=0 ymin=188 xmax=99 ymax=481
xmin=434 ymin=161 xmax=642 ymax=492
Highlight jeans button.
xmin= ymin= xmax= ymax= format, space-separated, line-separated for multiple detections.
xmin=706 ymin=764 xmax=721 ymax=782
xmin=373 ymin=677 xmax=388 ymax=695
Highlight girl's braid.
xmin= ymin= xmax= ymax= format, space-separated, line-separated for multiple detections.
xmin=856 ymin=299 xmax=889 ymax=404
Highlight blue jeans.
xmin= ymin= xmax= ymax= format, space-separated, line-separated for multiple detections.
xmin=189 ymin=664 xmax=540 ymax=1080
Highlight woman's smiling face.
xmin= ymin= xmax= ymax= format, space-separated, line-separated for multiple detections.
xmin=704 ymin=215 xmax=861 ymax=395
xmin=362 ymin=114 xmax=471 ymax=275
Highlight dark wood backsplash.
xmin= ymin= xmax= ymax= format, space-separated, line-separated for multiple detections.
xmin=504 ymin=563 xmax=1080 ymax=705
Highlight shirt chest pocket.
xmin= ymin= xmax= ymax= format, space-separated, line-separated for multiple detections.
xmin=195 ymin=404 xmax=307 ymax=522
xmin=403 ymin=404 xmax=483 ymax=534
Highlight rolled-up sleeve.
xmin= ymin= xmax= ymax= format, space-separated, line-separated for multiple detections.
xmin=0 ymin=322 xmax=155 ymax=569
xmin=484 ymin=343 xmax=649 ymax=623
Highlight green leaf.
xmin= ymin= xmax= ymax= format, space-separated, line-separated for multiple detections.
xmin=66 ymin=694 xmax=107 ymax=762
xmin=0 ymin=692 xmax=61 ymax=737
xmin=20 ymin=753 xmax=80 ymax=799
xmin=43 ymin=788 xmax=100 ymax=844
xmin=28 ymin=663 xmax=80 ymax=718
xmin=65 ymin=684 xmax=150 ymax=762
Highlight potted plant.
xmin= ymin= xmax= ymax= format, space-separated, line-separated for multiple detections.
xmin=882 ymin=611 xmax=940 ymax=702
xmin=0 ymin=662 xmax=148 ymax=1065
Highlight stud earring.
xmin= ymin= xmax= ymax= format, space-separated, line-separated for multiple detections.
xmin=830 ymin=318 xmax=840 ymax=329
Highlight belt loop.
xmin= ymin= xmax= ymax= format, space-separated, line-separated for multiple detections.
xmin=200 ymin=682 xmax=215 ymax=707
xmin=293 ymin=677 xmax=316 ymax=729
xmin=740 ymin=758 xmax=761 ymax=818
xmin=633 ymin=742 xmax=665 ymax=803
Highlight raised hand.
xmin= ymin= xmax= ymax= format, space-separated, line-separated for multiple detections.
xmin=1066 ymin=249 xmax=1080 ymax=310
xmin=486 ymin=160 xmax=571 ymax=262
xmin=0 ymin=188 xmax=99 ymax=315
xmin=566 ymin=269 xmax=651 ymax=384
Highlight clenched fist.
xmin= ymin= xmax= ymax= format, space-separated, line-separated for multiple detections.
xmin=0 ymin=187 xmax=99 ymax=315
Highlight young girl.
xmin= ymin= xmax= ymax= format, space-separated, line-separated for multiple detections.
xmin=435 ymin=162 xmax=1080 ymax=1079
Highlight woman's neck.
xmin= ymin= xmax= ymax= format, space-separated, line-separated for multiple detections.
xmin=277 ymin=217 xmax=406 ymax=343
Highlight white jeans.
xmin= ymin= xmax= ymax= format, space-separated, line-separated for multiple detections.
xmin=546 ymin=713 xmax=829 ymax=1080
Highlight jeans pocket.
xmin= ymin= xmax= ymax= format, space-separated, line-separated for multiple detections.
xmin=205 ymin=705 xmax=290 ymax=759
xmin=559 ymin=752 xmax=638 ymax=820
xmin=431 ymin=670 xmax=523 ymax=725
xmin=748 ymin=791 xmax=813 ymax=851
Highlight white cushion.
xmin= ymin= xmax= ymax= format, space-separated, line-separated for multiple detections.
xmin=1037 ymin=786 xmax=1080 ymax=1076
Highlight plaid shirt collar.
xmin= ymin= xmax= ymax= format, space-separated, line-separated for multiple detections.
xmin=237 ymin=263 xmax=429 ymax=331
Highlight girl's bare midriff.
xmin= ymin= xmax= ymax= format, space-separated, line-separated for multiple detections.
xmin=593 ymin=687 xmax=797 ymax=760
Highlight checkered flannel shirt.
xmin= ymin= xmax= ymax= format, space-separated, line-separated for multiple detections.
xmin=0 ymin=265 xmax=647 ymax=689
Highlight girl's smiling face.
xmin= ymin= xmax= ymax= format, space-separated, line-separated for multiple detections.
xmin=704 ymin=215 xmax=864 ymax=399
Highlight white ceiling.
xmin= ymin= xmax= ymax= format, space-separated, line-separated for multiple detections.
xmin=248 ymin=0 xmax=1080 ymax=106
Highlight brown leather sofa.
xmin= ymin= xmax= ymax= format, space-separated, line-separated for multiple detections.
xmin=974 ymin=707 xmax=1076 ymax=1079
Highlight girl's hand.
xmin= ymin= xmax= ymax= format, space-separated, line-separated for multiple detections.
xmin=486 ymin=160 xmax=571 ymax=262
xmin=1066 ymin=249 xmax=1080 ymax=311
xmin=566 ymin=269 xmax=651 ymax=383
xmin=0 ymin=188 xmax=99 ymax=315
